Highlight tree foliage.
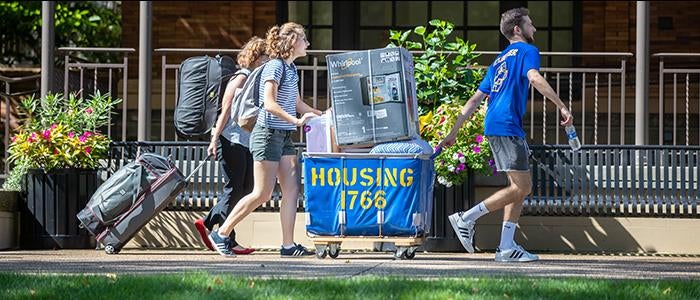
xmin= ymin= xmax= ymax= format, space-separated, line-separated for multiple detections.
xmin=0 ymin=1 xmax=121 ymax=66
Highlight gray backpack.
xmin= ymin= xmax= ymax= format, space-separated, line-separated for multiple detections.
xmin=231 ymin=59 xmax=286 ymax=132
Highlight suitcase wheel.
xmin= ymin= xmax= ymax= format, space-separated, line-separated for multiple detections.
xmin=104 ymin=244 xmax=120 ymax=255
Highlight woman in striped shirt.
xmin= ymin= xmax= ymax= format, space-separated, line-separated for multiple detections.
xmin=209 ymin=22 xmax=322 ymax=257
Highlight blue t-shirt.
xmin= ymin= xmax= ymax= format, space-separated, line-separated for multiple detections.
xmin=478 ymin=42 xmax=540 ymax=137
xmin=256 ymin=59 xmax=299 ymax=131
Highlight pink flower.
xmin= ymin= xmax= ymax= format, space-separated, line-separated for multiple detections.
xmin=438 ymin=116 xmax=446 ymax=125
xmin=50 ymin=124 xmax=57 ymax=130
xmin=83 ymin=132 xmax=93 ymax=138
xmin=473 ymin=146 xmax=481 ymax=153
xmin=28 ymin=132 xmax=37 ymax=143
xmin=11 ymin=136 xmax=16 ymax=143
xmin=79 ymin=136 xmax=87 ymax=143
xmin=85 ymin=146 xmax=92 ymax=154
xmin=68 ymin=132 xmax=75 ymax=138
xmin=85 ymin=107 xmax=93 ymax=114
xmin=53 ymin=149 xmax=59 ymax=155
xmin=475 ymin=135 xmax=483 ymax=143
xmin=43 ymin=129 xmax=51 ymax=140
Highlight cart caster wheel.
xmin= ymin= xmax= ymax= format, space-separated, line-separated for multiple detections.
xmin=315 ymin=245 xmax=328 ymax=259
xmin=328 ymin=243 xmax=341 ymax=259
xmin=404 ymin=248 xmax=416 ymax=260
xmin=104 ymin=245 xmax=119 ymax=255
xmin=394 ymin=247 xmax=408 ymax=260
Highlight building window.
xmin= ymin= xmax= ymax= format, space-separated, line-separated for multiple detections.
xmin=285 ymin=1 xmax=577 ymax=66
xmin=287 ymin=1 xmax=333 ymax=50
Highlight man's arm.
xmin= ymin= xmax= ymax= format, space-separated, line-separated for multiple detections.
xmin=437 ymin=90 xmax=488 ymax=148
xmin=527 ymin=69 xmax=573 ymax=126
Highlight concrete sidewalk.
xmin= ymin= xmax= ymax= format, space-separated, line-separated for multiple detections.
xmin=1 ymin=249 xmax=699 ymax=280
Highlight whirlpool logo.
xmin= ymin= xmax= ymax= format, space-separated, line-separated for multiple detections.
xmin=329 ymin=56 xmax=363 ymax=70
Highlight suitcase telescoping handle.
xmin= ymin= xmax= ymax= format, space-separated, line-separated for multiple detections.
xmin=183 ymin=155 xmax=213 ymax=182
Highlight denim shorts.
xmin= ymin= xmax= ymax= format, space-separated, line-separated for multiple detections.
xmin=487 ymin=136 xmax=531 ymax=172
xmin=250 ymin=124 xmax=296 ymax=162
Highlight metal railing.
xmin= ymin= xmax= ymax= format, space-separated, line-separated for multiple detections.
xmin=654 ymin=53 xmax=700 ymax=146
xmin=59 ymin=47 xmax=134 ymax=142
xmin=528 ymin=145 xmax=700 ymax=217
xmin=0 ymin=73 xmax=41 ymax=177
xmin=154 ymin=49 xmax=632 ymax=145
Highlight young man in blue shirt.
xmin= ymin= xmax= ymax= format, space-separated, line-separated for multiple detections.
xmin=438 ymin=7 xmax=574 ymax=262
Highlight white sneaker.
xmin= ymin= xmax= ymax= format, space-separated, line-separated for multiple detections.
xmin=448 ymin=212 xmax=476 ymax=253
xmin=495 ymin=244 xmax=539 ymax=262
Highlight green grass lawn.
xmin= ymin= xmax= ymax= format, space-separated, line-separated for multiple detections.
xmin=1 ymin=273 xmax=698 ymax=300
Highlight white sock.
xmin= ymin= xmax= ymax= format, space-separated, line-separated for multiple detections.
xmin=498 ymin=221 xmax=517 ymax=250
xmin=461 ymin=202 xmax=489 ymax=222
xmin=218 ymin=231 xmax=228 ymax=239
xmin=282 ymin=243 xmax=295 ymax=249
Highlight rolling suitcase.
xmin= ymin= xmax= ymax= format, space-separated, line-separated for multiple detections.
xmin=77 ymin=152 xmax=208 ymax=254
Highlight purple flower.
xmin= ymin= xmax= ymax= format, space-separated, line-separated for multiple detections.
xmin=303 ymin=125 xmax=311 ymax=133
xmin=475 ymin=135 xmax=483 ymax=143
xmin=488 ymin=159 xmax=495 ymax=166
xmin=456 ymin=163 xmax=466 ymax=172
xmin=473 ymin=146 xmax=481 ymax=153
xmin=68 ymin=132 xmax=75 ymax=138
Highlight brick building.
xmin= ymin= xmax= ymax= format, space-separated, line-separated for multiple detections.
xmin=121 ymin=1 xmax=700 ymax=67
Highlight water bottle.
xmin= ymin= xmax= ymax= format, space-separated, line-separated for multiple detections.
xmin=565 ymin=125 xmax=581 ymax=151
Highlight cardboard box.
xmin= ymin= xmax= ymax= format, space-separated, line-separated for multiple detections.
xmin=327 ymin=48 xmax=419 ymax=148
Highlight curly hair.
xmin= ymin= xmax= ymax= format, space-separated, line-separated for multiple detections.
xmin=500 ymin=7 xmax=529 ymax=40
xmin=265 ymin=22 xmax=306 ymax=60
xmin=237 ymin=36 xmax=266 ymax=69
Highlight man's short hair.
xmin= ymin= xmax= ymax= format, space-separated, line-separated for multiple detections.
xmin=500 ymin=7 xmax=530 ymax=39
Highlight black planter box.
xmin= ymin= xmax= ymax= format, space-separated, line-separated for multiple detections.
xmin=423 ymin=169 xmax=476 ymax=252
xmin=20 ymin=169 xmax=100 ymax=249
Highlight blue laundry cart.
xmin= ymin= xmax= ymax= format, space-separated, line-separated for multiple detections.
xmin=302 ymin=150 xmax=439 ymax=260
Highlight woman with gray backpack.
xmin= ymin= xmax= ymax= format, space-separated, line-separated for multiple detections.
xmin=208 ymin=22 xmax=322 ymax=257
xmin=193 ymin=36 xmax=268 ymax=255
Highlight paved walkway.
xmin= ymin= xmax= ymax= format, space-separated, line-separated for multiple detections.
xmin=2 ymin=249 xmax=699 ymax=280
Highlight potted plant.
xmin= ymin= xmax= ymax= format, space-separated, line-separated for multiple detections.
xmin=0 ymin=170 xmax=21 ymax=250
xmin=388 ymin=20 xmax=494 ymax=251
xmin=7 ymin=91 xmax=120 ymax=249
xmin=388 ymin=19 xmax=493 ymax=187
